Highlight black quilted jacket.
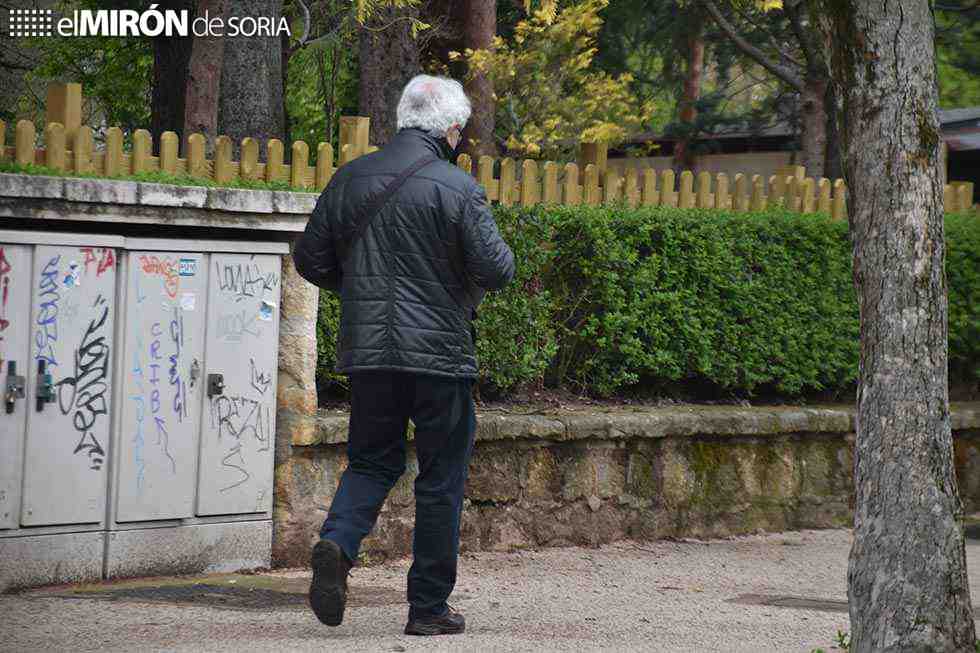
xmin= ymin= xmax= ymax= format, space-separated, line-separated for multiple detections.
xmin=294 ymin=128 xmax=515 ymax=379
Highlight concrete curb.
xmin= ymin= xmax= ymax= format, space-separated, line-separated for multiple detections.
xmin=301 ymin=402 xmax=980 ymax=447
xmin=0 ymin=172 xmax=319 ymax=214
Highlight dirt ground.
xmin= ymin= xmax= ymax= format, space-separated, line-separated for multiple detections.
xmin=9 ymin=528 xmax=980 ymax=652
xmin=0 ymin=529 xmax=930 ymax=652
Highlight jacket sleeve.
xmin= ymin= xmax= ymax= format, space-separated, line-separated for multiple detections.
xmin=459 ymin=184 xmax=515 ymax=291
xmin=293 ymin=191 xmax=342 ymax=293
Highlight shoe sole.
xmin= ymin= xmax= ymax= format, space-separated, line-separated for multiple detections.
xmin=404 ymin=622 xmax=466 ymax=636
xmin=309 ymin=540 xmax=347 ymax=626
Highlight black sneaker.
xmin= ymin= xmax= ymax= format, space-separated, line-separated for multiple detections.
xmin=309 ymin=539 xmax=352 ymax=626
xmin=404 ymin=606 xmax=466 ymax=636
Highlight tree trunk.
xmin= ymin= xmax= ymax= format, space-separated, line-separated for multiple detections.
xmin=151 ymin=0 xmax=195 ymax=146
xmin=798 ymin=76 xmax=827 ymax=179
xmin=315 ymin=44 xmax=342 ymax=147
xmin=815 ymin=0 xmax=976 ymax=650
xmin=218 ymin=0 xmax=285 ymax=156
xmin=460 ymin=0 xmax=497 ymax=158
xmin=183 ymin=0 xmax=225 ymax=153
xmin=358 ymin=5 xmax=421 ymax=145
xmin=824 ymin=83 xmax=843 ymax=180
xmin=673 ymin=17 xmax=704 ymax=172
xmin=281 ymin=29 xmax=292 ymax=159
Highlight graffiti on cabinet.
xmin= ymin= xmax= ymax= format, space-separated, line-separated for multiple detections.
xmin=56 ymin=293 xmax=111 ymax=471
xmin=35 ymin=254 xmax=61 ymax=368
xmin=208 ymin=392 xmax=272 ymax=492
xmin=80 ymin=247 xmax=115 ymax=277
xmin=0 ymin=248 xmax=12 ymax=366
xmin=216 ymin=260 xmax=279 ymax=302
xmin=129 ymin=257 xmax=195 ymax=491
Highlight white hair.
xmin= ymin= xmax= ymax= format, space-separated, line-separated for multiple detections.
xmin=396 ymin=75 xmax=471 ymax=137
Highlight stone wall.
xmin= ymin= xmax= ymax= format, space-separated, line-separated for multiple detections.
xmin=273 ymin=404 xmax=980 ymax=566
xmin=272 ymin=251 xmax=322 ymax=566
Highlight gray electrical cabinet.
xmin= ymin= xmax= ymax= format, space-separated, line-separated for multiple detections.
xmin=23 ymin=243 xmax=118 ymax=527
xmin=114 ymin=249 xmax=208 ymax=523
xmin=196 ymin=253 xmax=280 ymax=516
xmin=0 ymin=233 xmax=123 ymax=532
xmin=0 ymin=243 xmax=31 ymax=531
xmin=0 ymin=230 xmax=288 ymax=590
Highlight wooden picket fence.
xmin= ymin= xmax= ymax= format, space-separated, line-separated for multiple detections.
xmin=1 ymin=83 xmax=976 ymax=218
xmin=0 ymin=117 xmax=351 ymax=192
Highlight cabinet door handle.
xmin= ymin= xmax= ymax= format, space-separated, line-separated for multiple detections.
xmin=189 ymin=358 xmax=201 ymax=388
xmin=35 ymin=360 xmax=55 ymax=412
xmin=207 ymin=373 xmax=225 ymax=398
xmin=4 ymin=360 xmax=26 ymax=414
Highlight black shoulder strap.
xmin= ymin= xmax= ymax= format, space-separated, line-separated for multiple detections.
xmin=337 ymin=154 xmax=439 ymax=264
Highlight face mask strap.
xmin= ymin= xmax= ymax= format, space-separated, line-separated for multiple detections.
xmin=447 ymin=124 xmax=462 ymax=151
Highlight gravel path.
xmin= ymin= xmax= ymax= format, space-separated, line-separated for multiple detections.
xmin=7 ymin=529 xmax=977 ymax=652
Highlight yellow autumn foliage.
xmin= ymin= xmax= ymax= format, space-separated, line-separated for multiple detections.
xmin=453 ymin=0 xmax=654 ymax=158
xmin=353 ymin=0 xmax=428 ymax=34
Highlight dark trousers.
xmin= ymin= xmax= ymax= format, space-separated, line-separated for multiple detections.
xmin=320 ymin=371 xmax=476 ymax=620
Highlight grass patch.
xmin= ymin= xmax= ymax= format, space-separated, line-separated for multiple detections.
xmin=0 ymin=159 xmax=313 ymax=193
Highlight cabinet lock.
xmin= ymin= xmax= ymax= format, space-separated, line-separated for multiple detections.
xmin=4 ymin=361 xmax=25 ymax=414
xmin=207 ymin=373 xmax=225 ymax=398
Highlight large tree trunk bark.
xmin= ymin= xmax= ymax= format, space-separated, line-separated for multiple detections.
xmin=218 ymin=0 xmax=285 ymax=155
xmin=151 ymin=0 xmax=195 ymax=146
xmin=358 ymin=6 xmax=421 ymax=145
xmin=183 ymin=0 xmax=225 ymax=153
xmin=460 ymin=0 xmax=496 ymax=158
xmin=816 ymin=0 xmax=976 ymax=650
xmin=799 ymin=76 xmax=827 ymax=179
xmin=673 ymin=18 xmax=704 ymax=173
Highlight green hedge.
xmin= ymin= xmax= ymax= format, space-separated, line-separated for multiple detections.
xmin=948 ymin=213 xmax=980 ymax=384
xmin=316 ymin=206 xmax=980 ymax=399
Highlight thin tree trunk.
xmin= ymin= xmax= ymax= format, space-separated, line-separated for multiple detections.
xmin=701 ymin=0 xmax=836 ymax=178
xmin=673 ymin=17 xmax=704 ymax=172
xmin=799 ymin=76 xmax=827 ymax=178
xmin=824 ymin=83 xmax=843 ymax=180
xmin=815 ymin=0 xmax=976 ymax=650
xmin=358 ymin=5 xmax=421 ymax=145
xmin=460 ymin=0 xmax=497 ymax=158
xmin=282 ymin=29 xmax=292 ymax=156
xmin=315 ymin=45 xmax=341 ymax=146
xmin=218 ymin=0 xmax=285 ymax=157
xmin=786 ymin=0 xmax=828 ymax=179
xmin=184 ymin=0 xmax=225 ymax=154
xmin=151 ymin=0 xmax=195 ymax=147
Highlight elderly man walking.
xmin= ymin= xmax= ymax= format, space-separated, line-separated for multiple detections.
xmin=293 ymin=75 xmax=515 ymax=636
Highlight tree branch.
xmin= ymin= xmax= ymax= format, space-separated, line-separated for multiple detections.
xmin=784 ymin=1 xmax=823 ymax=74
xmin=699 ymin=0 xmax=803 ymax=92
xmin=730 ymin=3 xmax=806 ymax=70
xmin=294 ymin=0 xmax=312 ymax=46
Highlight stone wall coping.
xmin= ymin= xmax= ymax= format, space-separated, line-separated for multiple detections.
xmin=0 ymin=172 xmax=317 ymax=232
xmin=298 ymin=402 xmax=980 ymax=446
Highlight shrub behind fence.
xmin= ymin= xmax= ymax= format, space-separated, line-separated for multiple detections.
xmin=316 ymin=206 xmax=979 ymax=399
